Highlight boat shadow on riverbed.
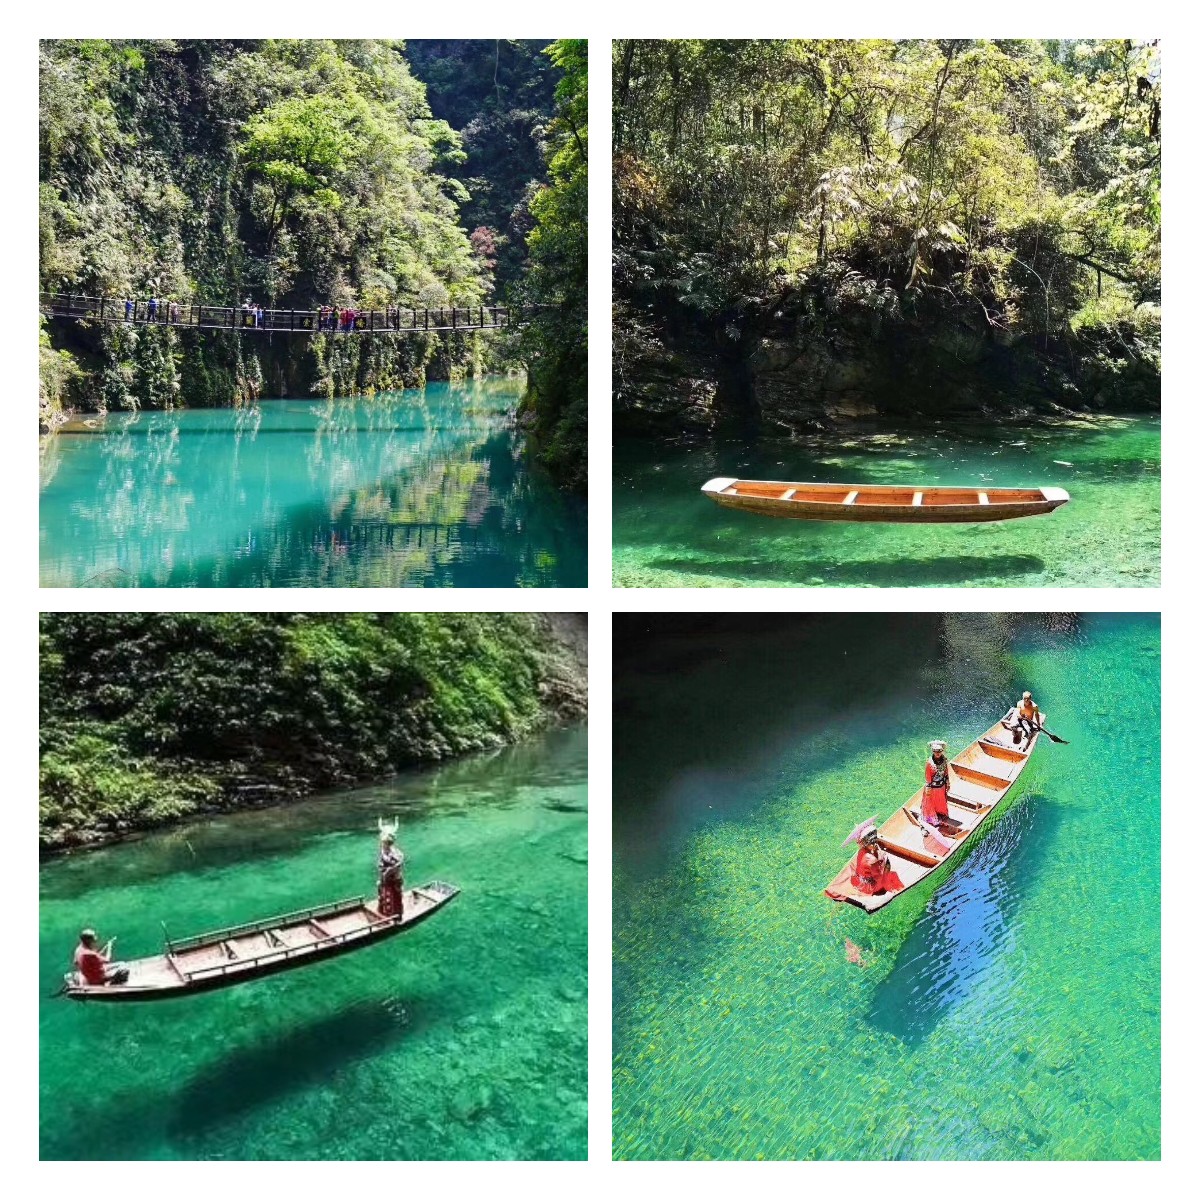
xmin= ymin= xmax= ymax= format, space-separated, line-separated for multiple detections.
xmin=645 ymin=553 xmax=1047 ymax=587
xmin=41 ymin=996 xmax=435 ymax=1160
xmin=866 ymin=795 xmax=1065 ymax=1048
xmin=167 ymin=996 xmax=436 ymax=1143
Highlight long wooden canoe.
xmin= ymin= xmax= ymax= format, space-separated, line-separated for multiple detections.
xmin=824 ymin=713 xmax=1041 ymax=913
xmin=701 ymin=478 xmax=1069 ymax=523
xmin=62 ymin=881 xmax=460 ymax=1002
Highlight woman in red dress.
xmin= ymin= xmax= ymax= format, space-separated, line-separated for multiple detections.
xmin=922 ymin=739 xmax=952 ymax=827
xmin=850 ymin=827 xmax=903 ymax=895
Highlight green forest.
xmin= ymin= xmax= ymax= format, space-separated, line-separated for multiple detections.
xmin=614 ymin=39 xmax=1160 ymax=433
xmin=39 ymin=39 xmax=587 ymax=490
xmin=40 ymin=612 xmax=587 ymax=850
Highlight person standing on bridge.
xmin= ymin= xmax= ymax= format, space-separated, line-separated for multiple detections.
xmin=147 ymin=296 xmax=158 ymax=322
xmin=124 ymin=298 xmax=133 ymax=322
xmin=169 ymin=301 xmax=180 ymax=324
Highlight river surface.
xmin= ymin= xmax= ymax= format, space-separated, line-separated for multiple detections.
xmin=40 ymin=378 xmax=586 ymax=587
xmin=612 ymin=614 xmax=1159 ymax=1160
xmin=40 ymin=725 xmax=587 ymax=1161
xmin=612 ymin=415 xmax=1159 ymax=587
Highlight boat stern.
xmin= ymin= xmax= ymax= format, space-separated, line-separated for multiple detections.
xmin=701 ymin=477 xmax=737 ymax=498
xmin=1039 ymin=486 xmax=1070 ymax=508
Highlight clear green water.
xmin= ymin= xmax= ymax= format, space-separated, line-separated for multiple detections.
xmin=612 ymin=415 xmax=1159 ymax=587
xmin=40 ymin=378 xmax=586 ymax=588
xmin=613 ymin=615 xmax=1159 ymax=1160
xmin=40 ymin=725 xmax=587 ymax=1161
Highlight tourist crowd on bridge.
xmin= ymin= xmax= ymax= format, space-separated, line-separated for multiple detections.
xmin=48 ymin=293 xmax=514 ymax=332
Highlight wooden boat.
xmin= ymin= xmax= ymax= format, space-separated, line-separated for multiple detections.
xmin=62 ymin=881 xmax=460 ymax=1002
xmin=701 ymin=478 xmax=1069 ymax=523
xmin=824 ymin=713 xmax=1041 ymax=913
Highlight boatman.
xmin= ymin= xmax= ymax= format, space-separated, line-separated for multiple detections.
xmin=1005 ymin=691 xmax=1044 ymax=747
xmin=73 ymin=928 xmax=129 ymax=987
xmin=377 ymin=818 xmax=405 ymax=918
xmin=922 ymin=740 xmax=955 ymax=829
xmin=850 ymin=825 xmax=904 ymax=896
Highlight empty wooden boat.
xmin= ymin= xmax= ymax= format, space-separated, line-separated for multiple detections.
xmin=701 ymin=478 xmax=1069 ymax=523
xmin=825 ymin=713 xmax=1041 ymax=913
xmin=62 ymin=881 xmax=460 ymax=1002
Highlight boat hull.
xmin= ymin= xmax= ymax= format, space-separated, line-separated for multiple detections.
xmin=63 ymin=881 xmax=460 ymax=1002
xmin=824 ymin=714 xmax=1041 ymax=913
xmin=702 ymin=478 xmax=1069 ymax=524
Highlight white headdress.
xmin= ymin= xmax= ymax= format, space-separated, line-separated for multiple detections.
xmin=378 ymin=815 xmax=399 ymax=842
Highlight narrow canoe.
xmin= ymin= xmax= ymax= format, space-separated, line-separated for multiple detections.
xmin=824 ymin=713 xmax=1041 ymax=913
xmin=62 ymin=881 xmax=460 ymax=1002
xmin=701 ymin=478 xmax=1069 ymax=523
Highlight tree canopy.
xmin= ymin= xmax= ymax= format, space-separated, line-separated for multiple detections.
xmin=614 ymin=39 xmax=1159 ymax=419
xmin=517 ymin=39 xmax=589 ymax=490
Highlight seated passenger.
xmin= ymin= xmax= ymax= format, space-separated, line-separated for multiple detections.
xmin=849 ymin=826 xmax=903 ymax=896
xmin=73 ymin=928 xmax=129 ymax=986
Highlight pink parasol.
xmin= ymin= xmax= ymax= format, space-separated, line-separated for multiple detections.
xmin=842 ymin=817 xmax=878 ymax=847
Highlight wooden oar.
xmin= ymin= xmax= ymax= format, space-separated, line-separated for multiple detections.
xmin=1003 ymin=716 xmax=1070 ymax=746
xmin=1037 ymin=726 xmax=1070 ymax=745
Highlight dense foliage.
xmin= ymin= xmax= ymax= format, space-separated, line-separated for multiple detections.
xmin=40 ymin=612 xmax=586 ymax=849
xmin=516 ymin=40 xmax=589 ymax=491
xmin=405 ymin=40 xmax=560 ymax=297
xmin=39 ymin=39 xmax=586 ymax=486
xmin=614 ymin=39 xmax=1160 ymax=427
xmin=39 ymin=40 xmax=491 ymax=420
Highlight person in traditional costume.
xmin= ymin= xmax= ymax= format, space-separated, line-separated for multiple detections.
xmin=922 ymin=739 xmax=955 ymax=828
xmin=377 ymin=818 xmax=405 ymax=918
xmin=845 ymin=820 xmax=903 ymax=896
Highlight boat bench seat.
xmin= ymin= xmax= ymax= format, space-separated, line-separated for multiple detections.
xmin=948 ymin=774 xmax=1003 ymax=809
xmin=879 ymin=817 xmax=951 ymax=862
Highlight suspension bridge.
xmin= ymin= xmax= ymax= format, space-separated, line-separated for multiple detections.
xmin=39 ymin=293 xmax=534 ymax=335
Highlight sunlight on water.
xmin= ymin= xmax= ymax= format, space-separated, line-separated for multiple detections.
xmin=40 ymin=378 xmax=586 ymax=588
xmin=612 ymin=416 xmax=1159 ymax=588
xmin=40 ymin=726 xmax=587 ymax=1160
xmin=612 ymin=616 xmax=1159 ymax=1159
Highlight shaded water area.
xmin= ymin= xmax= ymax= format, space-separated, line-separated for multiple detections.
xmin=612 ymin=415 xmax=1159 ymax=587
xmin=40 ymin=378 xmax=586 ymax=587
xmin=40 ymin=725 xmax=587 ymax=1160
xmin=612 ymin=615 xmax=1159 ymax=1160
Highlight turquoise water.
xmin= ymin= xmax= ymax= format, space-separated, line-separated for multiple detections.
xmin=613 ymin=615 xmax=1160 ymax=1160
xmin=612 ymin=415 xmax=1159 ymax=587
xmin=40 ymin=725 xmax=587 ymax=1160
xmin=40 ymin=378 xmax=586 ymax=587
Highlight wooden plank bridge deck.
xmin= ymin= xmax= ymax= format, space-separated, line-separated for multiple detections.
xmin=40 ymin=293 xmax=529 ymax=335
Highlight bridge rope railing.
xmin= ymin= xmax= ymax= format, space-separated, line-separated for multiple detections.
xmin=39 ymin=293 xmax=534 ymax=335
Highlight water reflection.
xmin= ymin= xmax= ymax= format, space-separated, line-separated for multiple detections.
xmin=40 ymin=381 xmax=586 ymax=587
xmin=868 ymin=795 xmax=1064 ymax=1046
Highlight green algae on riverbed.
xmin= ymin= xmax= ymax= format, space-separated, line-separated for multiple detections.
xmin=612 ymin=415 xmax=1159 ymax=588
xmin=40 ymin=377 xmax=586 ymax=588
xmin=612 ymin=615 xmax=1159 ymax=1159
xmin=40 ymin=726 xmax=587 ymax=1160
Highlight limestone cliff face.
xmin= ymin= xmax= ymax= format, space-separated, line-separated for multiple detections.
xmin=614 ymin=300 xmax=1160 ymax=438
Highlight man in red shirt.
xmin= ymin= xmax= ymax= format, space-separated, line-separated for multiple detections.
xmin=73 ymin=929 xmax=129 ymax=986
